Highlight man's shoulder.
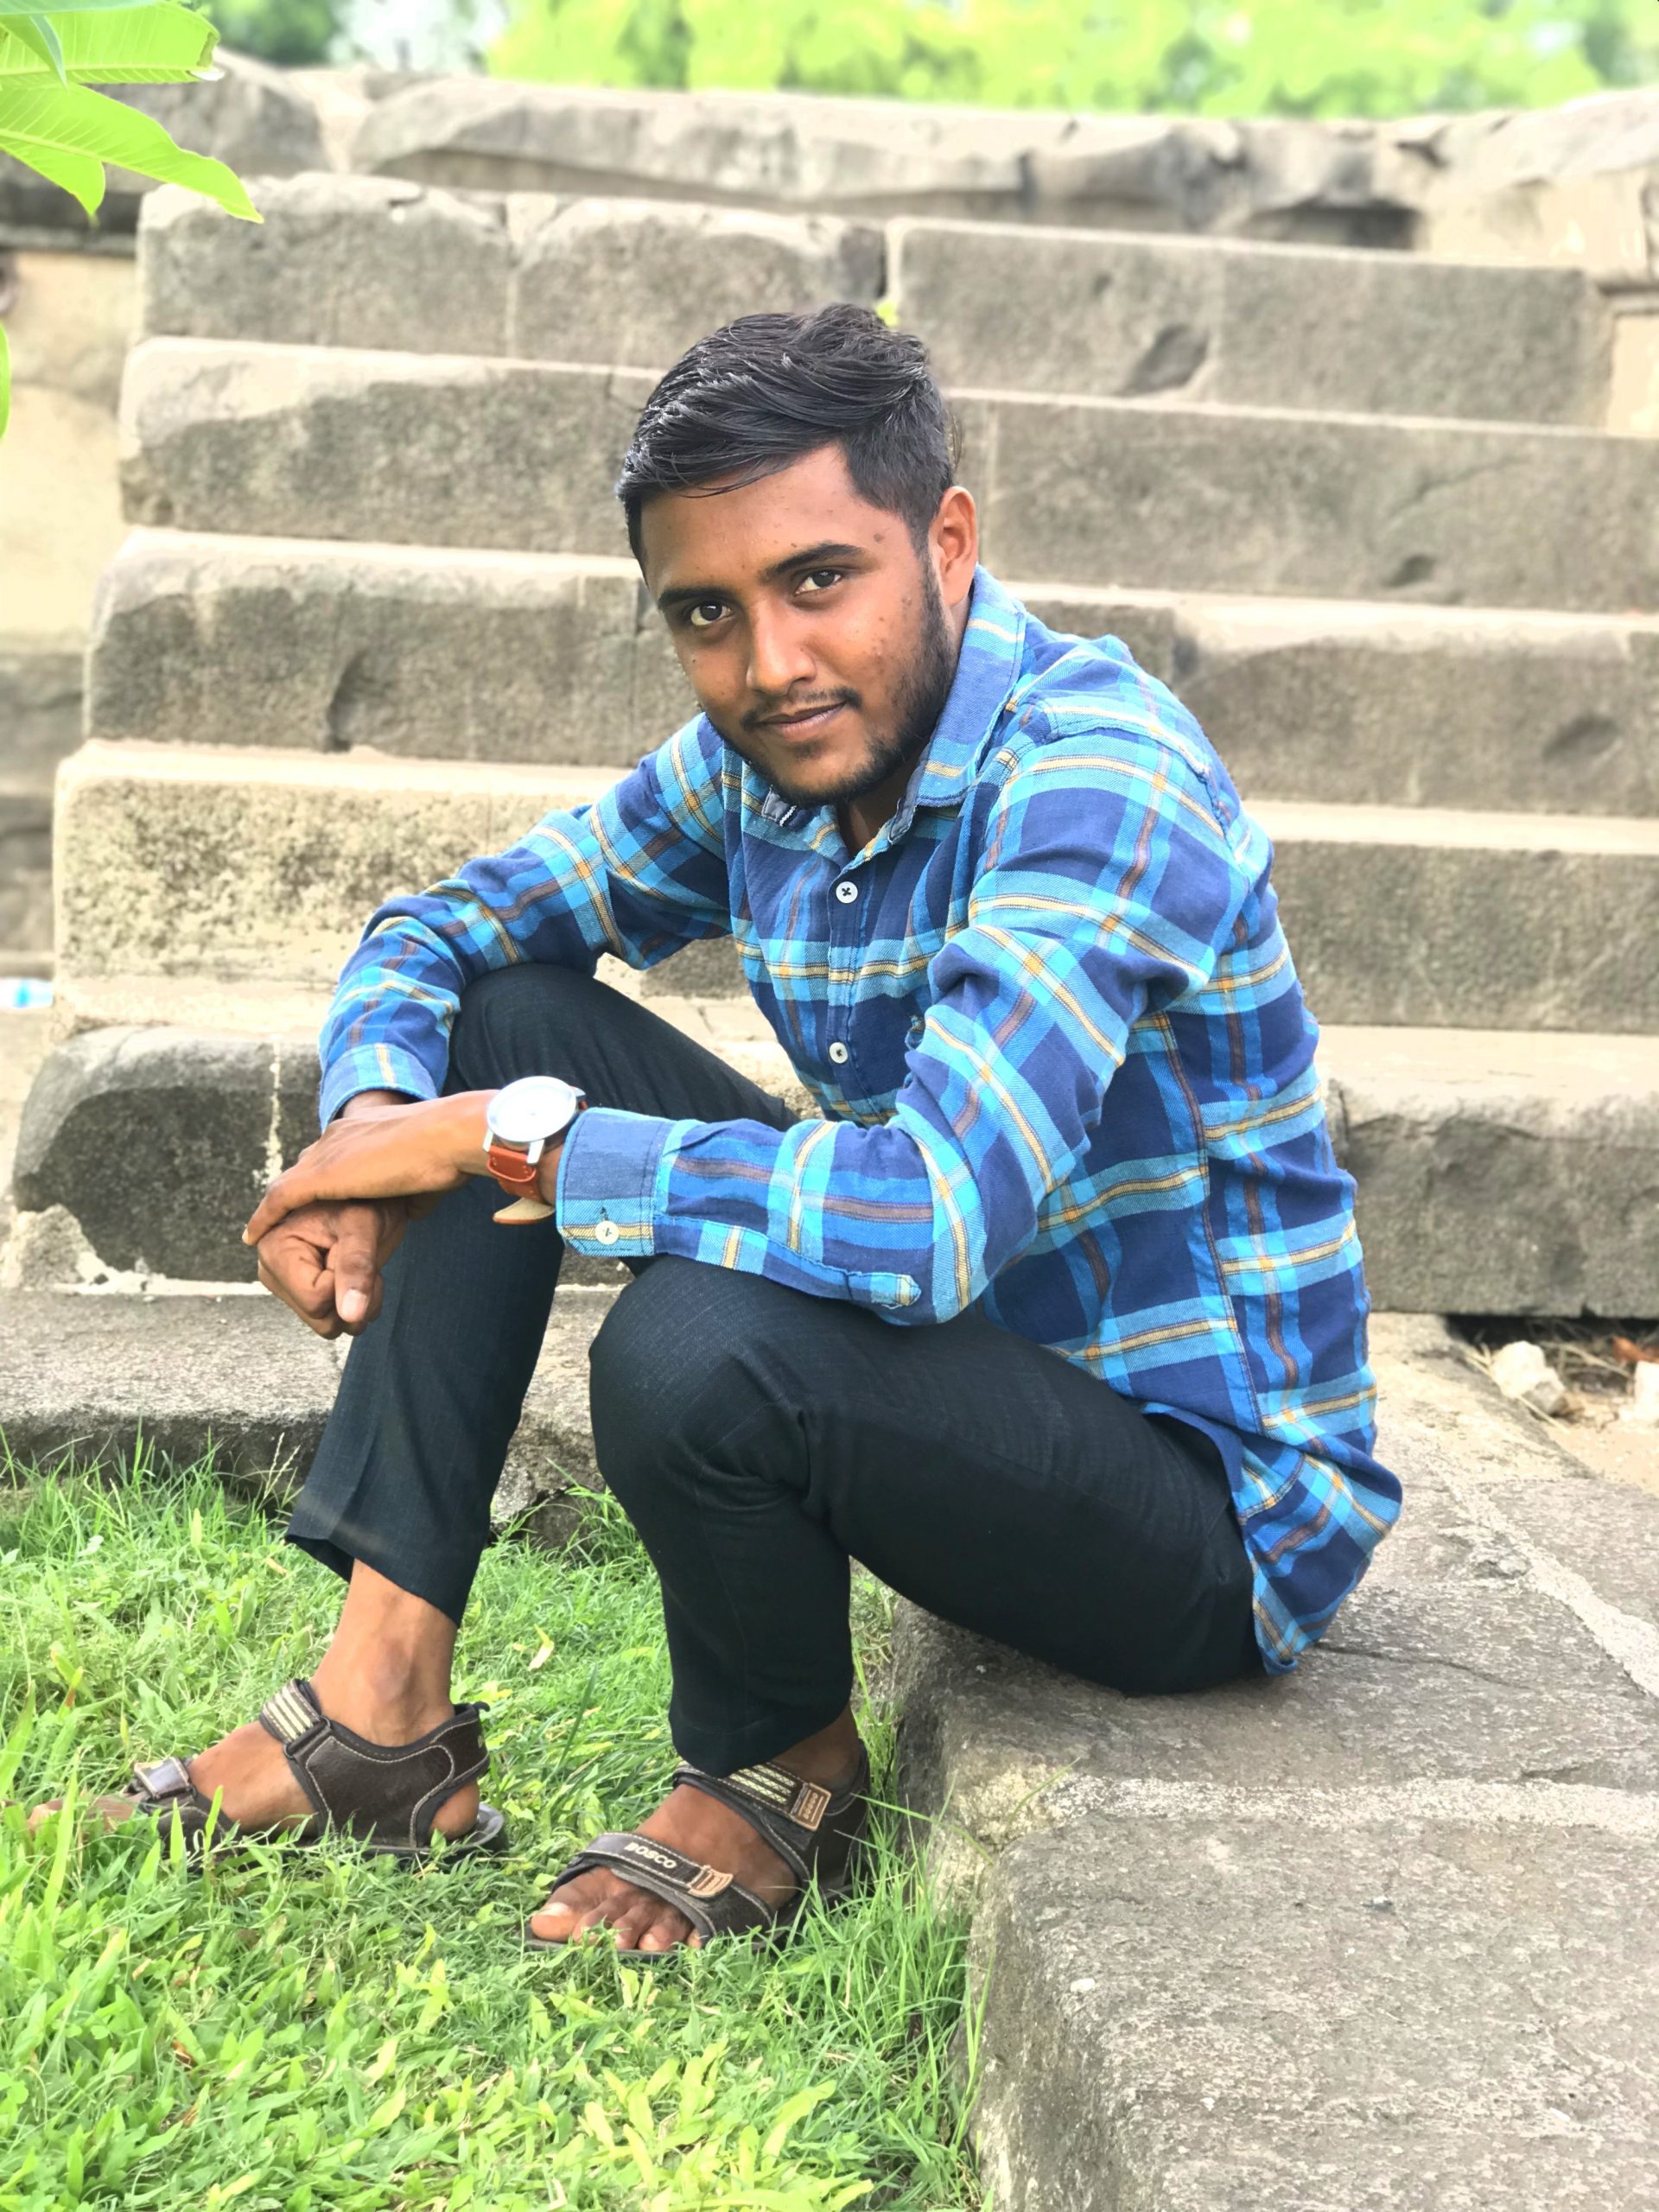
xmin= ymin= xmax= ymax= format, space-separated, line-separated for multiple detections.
xmin=988 ymin=586 xmax=1236 ymax=807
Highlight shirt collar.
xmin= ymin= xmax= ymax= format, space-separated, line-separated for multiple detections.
xmin=748 ymin=566 xmax=1027 ymax=838
xmin=906 ymin=565 xmax=1028 ymax=814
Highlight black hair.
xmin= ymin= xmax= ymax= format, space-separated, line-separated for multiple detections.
xmin=614 ymin=303 xmax=959 ymax=565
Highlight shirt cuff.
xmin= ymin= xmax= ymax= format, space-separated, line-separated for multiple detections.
xmin=318 ymin=1045 xmax=441 ymax=1130
xmin=555 ymin=1105 xmax=679 ymax=1258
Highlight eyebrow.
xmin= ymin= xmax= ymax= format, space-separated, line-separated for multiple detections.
xmin=655 ymin=542 xmax=867 ymax=617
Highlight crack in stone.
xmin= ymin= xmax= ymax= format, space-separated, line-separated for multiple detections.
xmin=1320 ymin=1640 xmax=1515 ymax=1691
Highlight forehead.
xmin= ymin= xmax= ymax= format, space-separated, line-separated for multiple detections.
xmin=638 ymin=444 xmax=902 ymax=589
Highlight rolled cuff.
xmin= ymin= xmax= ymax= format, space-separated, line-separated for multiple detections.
xmin=318 ymin=1043 xmax=441 ymax=1130
xmin=555 ymin=1104 xmax=680 ymax=1259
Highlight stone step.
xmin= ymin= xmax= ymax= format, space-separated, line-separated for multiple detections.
xmin=140 ymin=175 xmax=885 ymax=380
xmin=892 ymin=1317 xmax=1659 ymax=2207
xmin=89 ymin=534 xmax=1659 ymax=817
xmin=0 ymin=642 xmax=83 ymax=964
xmin=10 ymin=977 xmax=1659 ymax=1314
xmin=54 ymin=743 xmax=1659 ymax=1035
xmin=139 ymin=175 xmax=1612 ymax=429
xmin=119 ymin=338 xmax=1659 ymax=615
xmin=0 ymin=1281 xmax=613 ymax=1538
xmin=6 ymin=974 xmax=805 ymax=1287
xmin=896 ymin=218 xmax=1612 ymax=426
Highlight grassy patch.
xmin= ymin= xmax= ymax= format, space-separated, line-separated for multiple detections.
xmin=0 ymin=1448 xmax=980 ymax=2210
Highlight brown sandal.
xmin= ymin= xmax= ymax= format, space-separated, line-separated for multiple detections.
xmin=120 ymin=1677 xmax=508 ymax=1860
xmin=524 ymin=1740 xmax=870 ymax=1956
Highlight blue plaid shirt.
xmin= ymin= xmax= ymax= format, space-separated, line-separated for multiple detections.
xmin=320 ymin=567 xmax=1399 ymax=1669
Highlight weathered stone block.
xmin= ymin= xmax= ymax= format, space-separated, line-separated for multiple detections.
xmin=896 ymin=218 xmax=1611 ymax=424
xmin=0 ymin=792 xmax=53 ymax=960
xmin=0 ymin=1284 xmax=612 ymax=1524
xmin=1262 ymin=801 xmax=1659 ymax=1033
xmin=507 ymin=195 xmax=882 ymax=368
xmin=351 ymin=78 xmax=1073 ymax=219
xmin=88 ymin=532 xmax=689 ymax=765
xmin=140 ymin=175 xmax=513 ymax=358
xmin=1322 ymin=1027 xmax=1659 ymax=1315
xmin=968 ymin=1815 xmax=1659 ymax=2211
xmin=11 ymin=1027 xmax=290 ymax=1280
xmin=0 ymin=643 xmax=83 ymax=781
xmin=118 ymin=338 xmax=654 ymax=556
xmin=1173 ymin=598 xmax=1659 ymax=817
xmin=54 ymin=742 xmax=607 ymax=986
xmin=976 ymin=393 xmax=1659 ymax=614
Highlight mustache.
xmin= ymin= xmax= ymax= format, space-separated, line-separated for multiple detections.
xmin=742 ymin=688 xmax=860 ymax=736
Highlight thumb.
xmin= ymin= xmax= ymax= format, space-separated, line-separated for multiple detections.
xmin=332 ymin=1212 xmax=382 ymax=1329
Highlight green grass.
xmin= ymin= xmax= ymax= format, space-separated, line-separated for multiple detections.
xmin=0 ymin=1447 xmax=982 ymax=2211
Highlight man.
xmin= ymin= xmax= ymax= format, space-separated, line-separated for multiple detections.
xmin=71 ymin=305 xmax=1400 ymax=1955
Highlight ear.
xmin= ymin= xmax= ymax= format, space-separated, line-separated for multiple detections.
xmin=930 ymin=485 xmax=979 ymax=610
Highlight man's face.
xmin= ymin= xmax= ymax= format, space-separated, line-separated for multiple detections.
xmin=638 ymin=444 xmax=976 ymax=812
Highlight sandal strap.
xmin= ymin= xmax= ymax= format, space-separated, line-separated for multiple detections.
xmin=670 ymin=1743 xmax=870 ymax=1889
xmin=256 ymin=1677 xmax=492 ymax=1851
xmin=547 ymin=1832 xmax=775 ymax=1945
xmin=126 ymin=1755 xmax=258 ymax=1847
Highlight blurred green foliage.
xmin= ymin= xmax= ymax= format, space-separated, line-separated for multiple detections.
xmin=489 ymin=0 xmax=1659 ymax=116
xmin=200 ymin=0 xmax=345 ymax=66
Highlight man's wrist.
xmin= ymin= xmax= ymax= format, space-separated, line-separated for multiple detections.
xmin=534 ymin=1132 xmax=568 ymax=1209
xmin=337 ymin=1087 xmax=413 ymax=1122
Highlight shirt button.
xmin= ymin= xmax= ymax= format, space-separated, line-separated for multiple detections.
xmin=828 ymin=1041 xmax=849 ymax=1065
xmin=594 ymin=1219 xmax=620 ymax=1245
xmin=834 ymin=879 xmax=859 ymax=905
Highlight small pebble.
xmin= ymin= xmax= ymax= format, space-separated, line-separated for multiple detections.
xmin=1491 ymin=1339 xmax=1567 ymax=1417
xmin=1622 ymin=1363 xmax=1659 ymax=1429
xmin=1069 ymin=1977 xmax=1096 ymax=1994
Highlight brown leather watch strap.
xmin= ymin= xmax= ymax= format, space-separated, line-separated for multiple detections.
xmin=486 ymin=1140 xmax=541 ymax=1194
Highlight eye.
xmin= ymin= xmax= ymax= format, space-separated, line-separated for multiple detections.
xmin=798 ymin=569 xmax=844 ymax=594
xmin=685 ymin=601 xmax=727 ymax=630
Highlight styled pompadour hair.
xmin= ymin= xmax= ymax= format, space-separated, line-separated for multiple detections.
xmin=615 ymin=303 xmax=959 ymax=563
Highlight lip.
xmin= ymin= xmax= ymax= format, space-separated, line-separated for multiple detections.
xmin=759 ymin=702 xmax=847 ymax=740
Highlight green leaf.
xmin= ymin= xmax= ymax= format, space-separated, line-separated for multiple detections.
xmin=1 ymin=128 xmax=102 ymax=209
xmin=0 ymin=0 xmax=172 ymax=15
xmin=0 ymin=3 xmax=220 ymax=85
xmin=0 ymin=80 xmax=260 ymax=220
xmin=2 ymin=12 xmax=67 ymax=82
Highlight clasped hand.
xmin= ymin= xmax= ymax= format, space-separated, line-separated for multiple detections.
xmin=241 ymin=1090 xmax=543 ymax=1342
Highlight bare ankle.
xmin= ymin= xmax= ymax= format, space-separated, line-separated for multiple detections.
xmin=308 ymin=1564 xmax=460 ymax=1740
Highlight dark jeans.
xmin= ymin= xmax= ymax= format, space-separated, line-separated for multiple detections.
xmin=288 ymin=966 xmax=1262 ymax=1774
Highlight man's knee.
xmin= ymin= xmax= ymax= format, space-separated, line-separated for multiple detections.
xmin=588 ymin=1259 xmax=794 ymax=1491
xmin=447 ymin=963 xmax=600 ymax=1090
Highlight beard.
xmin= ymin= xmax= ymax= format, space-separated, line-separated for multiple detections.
xmin=715 ymin=558 xmax=959 ymax=811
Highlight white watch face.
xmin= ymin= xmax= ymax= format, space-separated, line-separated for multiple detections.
xmin=486 ymin=1076 xmax=584 ymax=1147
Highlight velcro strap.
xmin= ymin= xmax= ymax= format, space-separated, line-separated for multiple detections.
xmin=131 ymin=1756 xmax=194 ymax=1802
xmin=259 ymin=1678 xmax=323 ymax=1749
xmin=702 ymin=1759 xmax=832 ymax=1832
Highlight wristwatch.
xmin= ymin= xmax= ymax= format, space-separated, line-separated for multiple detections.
xmin=482 ymin=1075 xmax=586 ymax=1223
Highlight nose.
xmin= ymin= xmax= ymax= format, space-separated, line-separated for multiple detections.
xmin=746 ymin=603 xmax=815 ymax=699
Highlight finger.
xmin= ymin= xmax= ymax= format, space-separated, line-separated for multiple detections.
xmin=331 ymin=1211 xmax=384 ymax=1331
xmin=244 ymin=1171 xmax=315 ymax=1248
xmin=257 ymin=1241 xmax=338 ymax=1328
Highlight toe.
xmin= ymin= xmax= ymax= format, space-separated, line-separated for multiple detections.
xmin=528 ymin=1872 xmax=603 ymax=1941
xmin=635 ymin=1910 xmax=695 ymax=1954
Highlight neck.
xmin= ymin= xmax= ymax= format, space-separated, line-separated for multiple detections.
xmin=836 ymin=587 xmax=973 ymax=855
